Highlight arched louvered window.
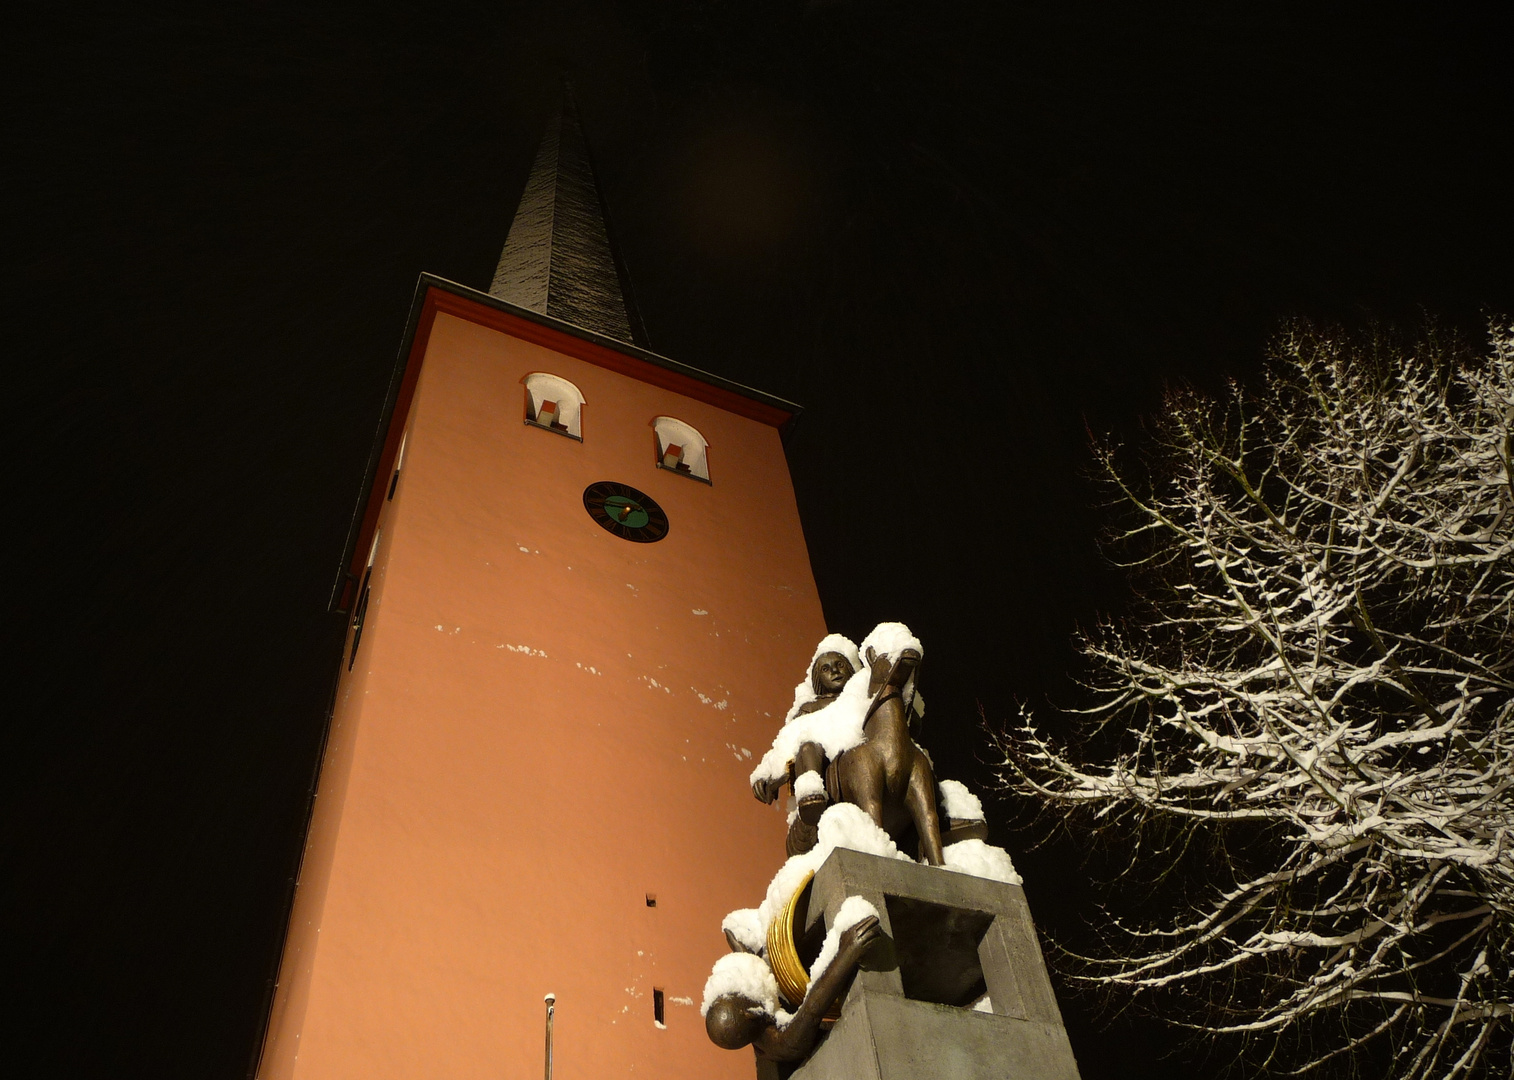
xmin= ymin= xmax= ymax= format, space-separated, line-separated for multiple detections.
xmin=652 ymin=416 xmax=710 ymax=484
xmin=523 ymin=373 xmax=586 ymax=440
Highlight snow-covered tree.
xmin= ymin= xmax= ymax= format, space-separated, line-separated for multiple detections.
xmin=995 ymin=325 xmax=1514 ymax=1077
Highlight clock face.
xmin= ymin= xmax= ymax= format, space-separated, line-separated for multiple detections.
xmin=582 ymin=481 xmax=669 ymax=543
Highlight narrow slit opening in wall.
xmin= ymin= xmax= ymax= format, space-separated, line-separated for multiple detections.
xmin=645 ymin=893 xmax=657 ymax=907
xmin=348 ymin=529 xmax=380 ymax=671
xmin=386 ymin=432 xmax=408 ymax=501
xmin=653 ymin=988 xmax=665 ymax=1027
xmin=347 ymin=569 xmax=373 ymax=671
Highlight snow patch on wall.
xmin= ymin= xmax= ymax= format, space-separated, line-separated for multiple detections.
xmin=499 ymin=644 xmax=548 ymax=658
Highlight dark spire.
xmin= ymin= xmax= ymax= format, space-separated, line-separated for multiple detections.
xmin=489 ymin=90 xmax=647 ymax=347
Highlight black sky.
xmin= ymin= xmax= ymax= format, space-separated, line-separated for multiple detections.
xmin=6 ymin=3 xmax=1513 ymax=1077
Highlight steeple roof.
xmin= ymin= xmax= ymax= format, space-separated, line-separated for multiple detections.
xmin=489 ymin=93 xmax=646 ymax=346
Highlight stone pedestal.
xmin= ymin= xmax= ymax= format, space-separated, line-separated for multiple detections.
xmin=778 ymin=848 xmax=1081 ymax=1080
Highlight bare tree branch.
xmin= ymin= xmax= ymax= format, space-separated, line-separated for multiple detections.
xmin=993 ymin=323 xmax=1514 ymax=1077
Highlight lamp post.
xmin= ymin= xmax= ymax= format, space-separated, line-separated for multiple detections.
xmin=543 ymin=993 xmax=555 ymax=1080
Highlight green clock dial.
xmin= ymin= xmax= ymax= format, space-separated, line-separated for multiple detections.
xmin=603 ymin=495 xmax=649 ymax=529
xmin=583 ymin=481 xmax=669 ymax=543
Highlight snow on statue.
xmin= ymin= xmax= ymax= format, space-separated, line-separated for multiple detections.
xmin=751 ymin=622 xmax=948 ymax=863
xmin=995 ymin=323 xmax=1514 ymax=1080
xmin=704 ymin=622 xmax=1023 ymax=1067
xmin=748 ymin=622 xmax=1018 ymax=875
xmin=704 ymin=804 xmax=1018 ymax=1066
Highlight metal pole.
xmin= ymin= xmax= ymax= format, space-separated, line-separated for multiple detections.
xmin=543 ymin=993 xmax=555 ymax=1080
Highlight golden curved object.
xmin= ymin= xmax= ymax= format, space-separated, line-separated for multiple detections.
xmin=766 ymin=871 xmax=812 ymax=1007
xmin=765 ymin=870 xmax=842 ymax=1024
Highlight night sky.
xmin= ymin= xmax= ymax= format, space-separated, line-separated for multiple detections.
xmin=7 ymin=3 xmax=1513 ymax=1077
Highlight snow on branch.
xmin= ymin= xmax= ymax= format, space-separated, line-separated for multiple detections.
xmin=992 ymin=323 xmax=1514 ymax=1078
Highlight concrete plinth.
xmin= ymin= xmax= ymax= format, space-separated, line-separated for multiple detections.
xmin=783 ymin=848 xmax=1081 ymax=1080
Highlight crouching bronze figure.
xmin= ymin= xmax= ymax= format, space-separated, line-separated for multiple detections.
xmin=705 ymin=915 xmax=883 ymax=1063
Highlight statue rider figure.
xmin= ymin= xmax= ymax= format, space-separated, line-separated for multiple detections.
xmin=752 ymin=647 xmax=857 ymax=856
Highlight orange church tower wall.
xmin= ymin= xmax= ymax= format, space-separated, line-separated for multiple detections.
xmin=257 ymin=280 xmax=826 ymax=1079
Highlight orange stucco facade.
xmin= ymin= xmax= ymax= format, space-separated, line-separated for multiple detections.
xmin=258 ymin=287 xmax=826 ymax=1079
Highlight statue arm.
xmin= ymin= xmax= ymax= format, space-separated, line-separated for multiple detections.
xmin=751 ymin=916 xmax=882 ymax=1062
xmin=753 ymin=774 xmax=784 ymax=804
xmin=752 ymin=690 xmax=842 ymax=805
xmin=753 ymin=740 xmax=828 ymax=806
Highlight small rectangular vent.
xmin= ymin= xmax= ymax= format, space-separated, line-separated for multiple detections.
xmin=653 ymin=988 xmax=665 ymax=1027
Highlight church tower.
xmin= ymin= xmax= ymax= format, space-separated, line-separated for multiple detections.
xmin=255 ymin=99 xmax=824 ymax=1079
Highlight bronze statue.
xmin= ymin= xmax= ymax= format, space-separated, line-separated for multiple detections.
xmin=755 ymin=630 xmax=946 ymax=866
xmin=705 ymin=914 xmax=883 ymax=1063
xmin=706 ymin=625 xmax=996 ymax=1069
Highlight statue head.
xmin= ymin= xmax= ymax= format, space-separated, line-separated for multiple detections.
xmin=704 ymin=993 xmax=769 ymax=1049
xmin=811 ymin=651 xmax=855 ymax=697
